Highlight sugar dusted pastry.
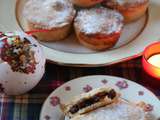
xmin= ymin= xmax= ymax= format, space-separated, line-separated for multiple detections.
xmin=74 ymin=7 xmax=124 ymax=51
xmin=23 ymin=0 xmax=76 ymax=42
xmin=102 ymin=0 xmax=149 ymax=23
xmin=71 ymin=0 xmax=103 ymax=7
xmin=70 ymin=100 xmax=150 ymax=120
xmin=0 ymin=31 xmax=45 ymax=95
xmin=60 ymin=87 xmax=119 ymax=118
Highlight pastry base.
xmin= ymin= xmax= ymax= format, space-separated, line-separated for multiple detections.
xmin=27 ymin=22 xmax=72 ymax=42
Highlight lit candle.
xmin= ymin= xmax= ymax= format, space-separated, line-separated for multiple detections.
xmin=148 ymin=54 xmax=160 ymax=68
xmin=142 ymin=42 xmax=160 ymax=79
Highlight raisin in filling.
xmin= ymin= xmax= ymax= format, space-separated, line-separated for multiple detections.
xmin=69 ymin=89 xmax=116 ymax=114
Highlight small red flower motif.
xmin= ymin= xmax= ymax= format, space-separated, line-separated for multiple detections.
xmin=101 ymin=79 xmax=108 ymax=84
xmin=116 ymin=80 xmax=128 ymax=89
xmin=83 ymin=85 xmax=92 ymax=93
xmin=50 ymin=96 xmax=60 ymax=107
xmin=138 ymin=91 xmax=144 ymax=96
xmin=144 ymin=104 xmax=154 ymax=112
xmin=44 ymin=115 xmax=50 ymax=120
xmin=65 ymin=86 xmax=71 ymax=91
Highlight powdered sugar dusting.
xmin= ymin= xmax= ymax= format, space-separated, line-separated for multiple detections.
xmin=73 ymin=101 xmax=149 ymax=120
xmin=23 ymin=0 xmax=75 ymax=29
xmin=74 ymin=7 xmax=123 ymax=35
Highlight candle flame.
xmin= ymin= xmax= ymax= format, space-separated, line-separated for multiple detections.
xmin=148 ymin=54 xmax=160 ymax=68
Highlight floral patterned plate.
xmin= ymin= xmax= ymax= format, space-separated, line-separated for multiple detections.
xmin=40 ymin=75 xmax=160 ymax=120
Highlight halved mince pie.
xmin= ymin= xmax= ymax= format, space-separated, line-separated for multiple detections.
xmin=70 ymin=99 xmax=151 ymax=120
xmin=60 ymin=87 xmax=120 ymax=118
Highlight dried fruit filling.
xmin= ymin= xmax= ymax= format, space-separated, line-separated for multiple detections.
xmin=69 ymin=89 xmax=116 ymax=114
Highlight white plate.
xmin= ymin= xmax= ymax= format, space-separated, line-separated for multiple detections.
xmin=40 ymin=75 xmax=160 ymax=120
xmin=1 ymin=0 xmax=160 ymax=66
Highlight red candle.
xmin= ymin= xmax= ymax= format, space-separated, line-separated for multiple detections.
xmin=142 ymin=42 xmax=160 ymax=79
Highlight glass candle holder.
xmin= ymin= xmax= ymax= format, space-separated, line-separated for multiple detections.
xmin=142 ymin=42 xmax=160 ymax=79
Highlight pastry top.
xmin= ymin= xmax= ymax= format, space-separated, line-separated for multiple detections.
xmin=70 ymin=100 xmax=149 ymax=120
xmin=74 ymin=7 xmax=123 ymax=35
xmin=23 ymin=0 xmax=76 ymax=29
xmin=0 ymin=32 xmax=44 ymax=74
xmin=103 ymin=0 xmax=149 ymax=8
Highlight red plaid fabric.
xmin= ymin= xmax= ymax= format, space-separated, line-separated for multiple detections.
xmin=0 ymin=57 xmax=159 ymax=120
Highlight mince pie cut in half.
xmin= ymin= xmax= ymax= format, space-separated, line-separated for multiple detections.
xmin=60 ymin=87 xmax=119 ymax=118
xmin=70 ymin=99 xmax=151 ymax=120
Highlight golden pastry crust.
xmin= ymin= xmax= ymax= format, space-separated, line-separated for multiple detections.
xmin=76 ymin=30 xmax=121 ymax=51
xmin=23 ymin=0 xmax=76 ymax=42
xmin=28 ymin=23 xmax=72 ymax=42
xmin=71 ymin=0 xmax=103 ymax=7
xmin=102 ymin=0 xmax=149 ymax=23
xmin=74 ymin=7 xmax=123 ymax=51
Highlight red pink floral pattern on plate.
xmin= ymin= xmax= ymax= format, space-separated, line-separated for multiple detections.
xmin=44 ymin=115 xmax=50 ymax=120
xmin=138 ymin=91 xmax=144 ymax=96
xmin=65 ymin=86 xmax=71 ymax=91
xmin=137 ymin=102 xmax=154 ymax=112
xmin=83 ymin=85 xmax=93 ymax=93
xmin=144 ymin=104 xmax=154 ymax=112
xmin=50 ymin=96 xmax=60 ymax=107
xmin=101 ymin=79 xmax=108 ymax=84
xmin=116 ymin=80 xmax=128 ymax=89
